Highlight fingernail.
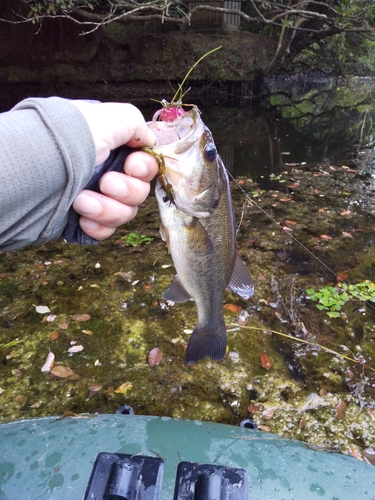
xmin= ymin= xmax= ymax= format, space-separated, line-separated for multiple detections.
xmin=146 ymin=128 xmax=156 ymax=146
xmin=125 ymin=161 xmax=148 ymax=178
xmin=80 ymin=218 xmax=100 ymax=231
xmin=101 ymin=176 xmax=128 ymax=198
xmin=74 ymin=193 xmax=102 ymax=216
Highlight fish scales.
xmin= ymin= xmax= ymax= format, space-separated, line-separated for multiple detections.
xmin=147 ymin=105 xmax=254 ymax=364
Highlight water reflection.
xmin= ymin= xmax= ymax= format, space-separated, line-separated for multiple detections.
xmin=201 ymin=105 xmax=373 ymax=188
xmin=167 ymin=77 xmax=375 ymax=188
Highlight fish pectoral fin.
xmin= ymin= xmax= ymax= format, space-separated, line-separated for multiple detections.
xmin=184 ymin=217 xmax=213 ymax=251
xmin=163 ymin=275 xmax=192 ymax=303
xmin=159 ymin=223 xmax=171 ymax=253
xmin=227 ymin=254 xmax=254 ymax=300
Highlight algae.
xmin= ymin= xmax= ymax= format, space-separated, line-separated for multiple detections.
xmin=1 ymin=90 xmax=375 ymax=463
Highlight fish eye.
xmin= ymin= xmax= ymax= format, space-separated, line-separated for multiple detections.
xmin=204 ymin=143 xmax=217 ymax=162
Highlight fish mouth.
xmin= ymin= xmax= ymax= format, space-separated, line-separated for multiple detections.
xmin=148 ymin=107 xmax=204 ymax=150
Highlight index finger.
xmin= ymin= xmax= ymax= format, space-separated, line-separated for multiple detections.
xmin=123 ymin=151 xmax=159 ymax=182
xmin=72 ymin=101 xmax=155 ymax=165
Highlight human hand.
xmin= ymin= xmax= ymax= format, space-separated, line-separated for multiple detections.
xmin=73 ymin=151 xmax=158 ymax=240
xmin=71 ymin=102 xmax=158 ymax=240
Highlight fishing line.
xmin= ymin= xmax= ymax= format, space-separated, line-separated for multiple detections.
xmin=228 ymin=171 xmax=375 ymax=317
xmin=228 ymin=172 xmax=342 ymax=278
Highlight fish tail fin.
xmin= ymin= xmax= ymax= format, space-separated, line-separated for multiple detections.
xmin=184 ymin=317 xmax=226 ymax=365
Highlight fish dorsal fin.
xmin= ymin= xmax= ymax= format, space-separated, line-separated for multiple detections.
xmin=228 ymin=254 xmax=254 ymax=300
xmin=163 ymin=275 xmax=192 ymax=303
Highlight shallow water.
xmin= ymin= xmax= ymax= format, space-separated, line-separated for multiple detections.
xmin=1 ymin=79 xmax=375 ymax=462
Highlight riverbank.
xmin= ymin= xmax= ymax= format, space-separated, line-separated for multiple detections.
xmin=0 ymin=17 xmax=274 ymax=110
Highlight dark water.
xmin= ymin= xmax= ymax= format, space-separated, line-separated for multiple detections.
xmin=1 ymin=78 xmax=375 ymax=460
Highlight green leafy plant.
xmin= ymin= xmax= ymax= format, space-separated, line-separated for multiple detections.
xmin=306 ymin=286 xmax=349 ymax=318
xmin=121 ymin=232 xmax=153 ymax=247
xmin=344 ymin=281 xmax=375 ymax=302
xmin=306 ymin=281 xmax=375 ymax=318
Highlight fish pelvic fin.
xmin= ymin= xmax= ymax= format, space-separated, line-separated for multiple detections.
xmin=228 ymin=253 xmax=254 ymax=300
xmin=163 ymin=275 xmax=192 ymax=303
xmin=184 ymin=317 xmax=226 ymax=365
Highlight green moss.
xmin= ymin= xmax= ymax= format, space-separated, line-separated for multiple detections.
xmin=2 ymin=103 xmax=375 ymax=459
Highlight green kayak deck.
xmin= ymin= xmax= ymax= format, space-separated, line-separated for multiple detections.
xmin=0 ymin=414 xmax=374 ymax=499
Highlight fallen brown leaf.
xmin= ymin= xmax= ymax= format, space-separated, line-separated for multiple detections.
xmin=59 ymin=411 xmax=81 ymax=419
xmin=336 ymin=273 xmax=348 ymax=282
xmin=5 ymin=350 xmax=17 ymax=360
xmin=41 ymin=351 xmax=55 ymax=373
xmin=223 ymin=304 xmax=242 ymax=313
xmin=34 ymin=305 xmax=51 ymax=314
xmin=335 ymin=399 xmax=347 ymax=419
xmin=348 ymin=446 xmax=364 ymax=461
xmin=247 ymin=403 xmax=261 ymax=413
xmin=258 ymin=424 xmax=271 ymax=432
xmin=114 ymin=382 xmax=133 ymax=394
xmin=70 ymin=314 xmax=91 ymax=322
xmin=50 ymin=365 xmax=80 ymax=380
xmin=319 ymin=234 xmax=332 ymax=241
xmin=363 ymin=448 xmax=375 ymax=466
xmin=284 ymin=219 xmax=296 ymax=226
xmin=67 ymin=345 xmax=84 ymax=354
xmin=50 ymin=331 xmax=59 ymax=342
xmin=342 ymin=231 xmax=353 ymax=239
xmin=88 ymin=384 xmax=104 ymax=399
xmin=148 ymin=347 xmax=163 ymax=367
xmin=261 ymin=408 xmax=275 ymax=420
xmin=260 ymin=353 xmax=272 ymax=370
xmin=237 ymin=316 xmax=248 ymax=326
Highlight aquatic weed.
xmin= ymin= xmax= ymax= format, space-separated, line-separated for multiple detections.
xmin=121 ymin=232 xmax=154 ymax=247
xmin=306 ymin=281 xmax=375 ymax=318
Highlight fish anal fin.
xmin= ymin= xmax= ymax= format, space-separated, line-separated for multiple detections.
xmin=163 ymin=275 xmax=192 ymax=303
xmin=228 ymin=254 xmax=254 ymax=300
xmin=184 ymin=317 xmax=227 ymax=365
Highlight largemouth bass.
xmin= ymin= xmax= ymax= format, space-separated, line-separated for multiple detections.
xmin=147 ymin=105 xmax=254 ymax=364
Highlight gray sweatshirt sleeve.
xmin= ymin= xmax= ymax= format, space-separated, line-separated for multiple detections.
xmin=0 ymin=97 xmax=96 ymax=252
